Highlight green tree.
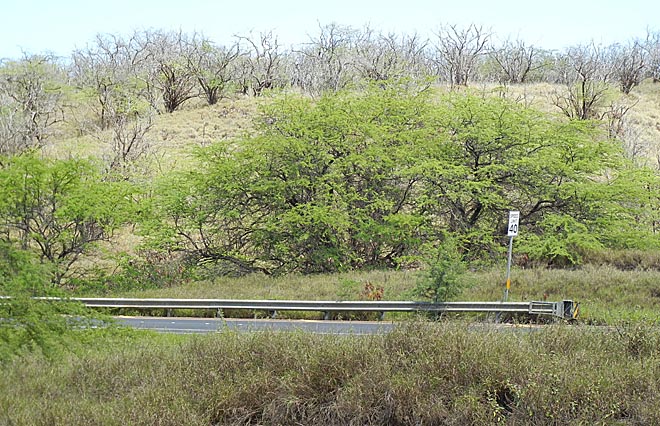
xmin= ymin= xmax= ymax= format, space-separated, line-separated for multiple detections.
xmin=0 ymin=242 xmax=93 ymax=361
xmin=0 ymin=154 xmax=134 ymax=283
xmin=151 ymin=83 xmax=433 ymax=273
xmin=418 ymin=93 xmax=622 ymax=261
xmin=150 ymin=83 xmax=656 ymax=273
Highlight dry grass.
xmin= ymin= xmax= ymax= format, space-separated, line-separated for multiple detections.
xmin=100 ymin=262 xmax=660 ymax=324
xmin=461 ymin=265 xmax=660 ymax=324
xmin=120 ymin=268 xmax=417 ymax=301
xmin=42 ymin=94 xmax=263 ymax=173
xmin=43 ymin=81 xmax=660 ymax=171
xmin=3 ymin=323 xmax=660 ymax=425
xmin=150 ymin=96 xmax=260 ymax=170
xmin=624 ymin=79 xmax=660 ymax=165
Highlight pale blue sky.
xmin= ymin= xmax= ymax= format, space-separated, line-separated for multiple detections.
xmin=1 ymin=0 xmax=657 ymax=59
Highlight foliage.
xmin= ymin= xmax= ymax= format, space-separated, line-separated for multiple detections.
xmin=0 ymin=242 xmax=97 ymax=362
xmin=0 ymin=153 xmax=135 ymax=282
xmin=519 ymin=214 xmax=603 ymax=266
xmin=150 ymin=83 xmax=434 ymax=273
xmin=518 ymin=165 xmax=660 ymax=266
xmin=148 ymin=83 xmax=657 ymax=273
xmin=414 ymin=236 xmax=466 ymax=303
xmin=590 ymin=167 xmax=660 ymax=250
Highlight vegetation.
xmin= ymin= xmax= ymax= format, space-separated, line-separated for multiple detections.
xmin=1 ymin=21 xmax=660 ymax=426
xmin=4 ymin=323 xmax=660 ymax=425
xmin=0 ymin=154 xmax=135 ymax=283
xmin=414 ymin=235 xmax=467 ymax=303
xmin=0 ymin=242 xmax=103 ymax=362
xmin=145 ymin=84 xmax=658 ymax=275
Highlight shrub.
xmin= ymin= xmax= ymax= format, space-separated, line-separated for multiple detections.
xmin=0 ymin=243 xmax=97 ymax=361
xmin=414 ymin=237 xmax=466 ymax=303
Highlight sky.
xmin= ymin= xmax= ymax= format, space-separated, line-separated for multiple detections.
xmin=1 ymin=0 xmax=658 ymax=60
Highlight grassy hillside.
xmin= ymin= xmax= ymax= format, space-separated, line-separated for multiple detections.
xmin=479 ymin=80 xmax=660 ymax=166
xmin=44 ymin=81 xmax=660 ymax=172
xmin=43 ymin=96 xmax=260 ymax=171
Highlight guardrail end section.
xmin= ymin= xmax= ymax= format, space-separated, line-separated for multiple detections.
xmin=557 ymin=300 xmax=578 ymax=320
xmin=568 ymin=300 xmax=579 ymax=320
xmin=551 ymin=300 xmax=569 ymax=319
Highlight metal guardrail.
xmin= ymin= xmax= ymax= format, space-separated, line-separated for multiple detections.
xmin=19 ymin=297 xmax=578 ymax=320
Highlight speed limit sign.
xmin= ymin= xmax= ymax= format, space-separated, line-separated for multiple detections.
xmin=507 ymin=211 xmax=520 ymax=237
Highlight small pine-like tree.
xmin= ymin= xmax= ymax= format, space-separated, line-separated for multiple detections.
xmin=415 ymin=236 xmax=466 ymax=304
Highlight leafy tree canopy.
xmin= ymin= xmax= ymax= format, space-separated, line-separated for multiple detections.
xmin=0 ymin=153 xmax=136 ymax=282
xmin=149 ymin=82 xmax=658 ymax=273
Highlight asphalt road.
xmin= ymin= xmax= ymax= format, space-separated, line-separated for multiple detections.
xmin=114 ymin=316 xmax=396 ymax=335
xmin=113 ymin=316 xmax=550 ymax=335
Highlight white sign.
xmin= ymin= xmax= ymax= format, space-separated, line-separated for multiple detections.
xmin=507 ymin=211 xmax=520 ymax=237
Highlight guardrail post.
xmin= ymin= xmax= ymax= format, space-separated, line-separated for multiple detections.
xmin=215 ymin=308 xmax=223 ymax=318
xmin=270 ymin=310 xmax=277 ymax=319
xmin=323 ymin=311 xmax=330 ymax=321
xmin=379 ymin=311 xmax=385 ymax=321
xmin=166 ymin=309 xmax=173 ymax=317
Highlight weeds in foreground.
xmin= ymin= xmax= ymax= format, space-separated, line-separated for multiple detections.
xmin=2 ymin=323 xmax=660 ymax=425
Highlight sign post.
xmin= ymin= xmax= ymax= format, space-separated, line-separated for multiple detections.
xmin=504 ymin=211 xmax=519 ymax=302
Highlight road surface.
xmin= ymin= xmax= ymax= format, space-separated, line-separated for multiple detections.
xmin=114 ymin=316 xmax=396 ymax=334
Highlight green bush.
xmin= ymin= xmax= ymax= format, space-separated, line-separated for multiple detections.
xmin=414 ymin=236 xmax=466 ymax=303
xmin=519 ymin=214 xmax=603 ymax=266
xmin=0 ymin=242 xmax=102 ymax=362
xmin=0 ymin=153 xmax=135 ymax=283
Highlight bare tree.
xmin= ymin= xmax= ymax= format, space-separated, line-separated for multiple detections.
xmin=431 ymin=24 xmax=491 ymax=86
xmin=601 ymin=99 xmax=639 ymax=143
xmin=292 ymin=23 xmax=357 ymax=94
xmin=188 ymin=35 xmax=240 ymax=105
xmin=553 ymin=43 xmax=612 ymax=120
xmin=353 ymin=30 xmax=431 ymax=84
xmin=606 ymin=40 xmax=646 ymax=94
xmin=105 ymin=98 xmax=154 ymax=175
xmin=119 ymin=31 xmax=161 ymax=112
xmin=615 ymin=116 xmax=650 ymax=164
xmin=70 ymin=33 xmax=155 ymax=175
xmin=491 ymin=38 xmax=543 ymax=84
xmin=643 ymin=30 xmax=660 ymax=82
xmin=155 ymin=30 xmax=199 ymax=112
xmin=71 ymin=33 xmax=135 ymax=130
xmin=235 ymin=31 xmax=285 ymax=96
xmin=127 ymin=29 xmax=199 ymax=113
xmin=0 ymin=54 xmax=65 ymax=155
